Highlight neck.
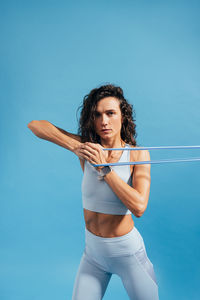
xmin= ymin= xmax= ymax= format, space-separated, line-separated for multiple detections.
xmin=100 ymin=138 xmax=125 ymax=149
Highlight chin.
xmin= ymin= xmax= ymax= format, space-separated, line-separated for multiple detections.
xmin=99 ymin=132 xmax=112 ymax=138
xmin=100 ymin=134 xmax=116 ymax=143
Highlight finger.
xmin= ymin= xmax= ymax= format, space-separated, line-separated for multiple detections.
xmin=82 ymin=143 xmax=107 ymax=164
xmin=79 ymin=150 xmax=90 ymax=160
xmin=85 ymin=142 xmax=102 ymax=151
xmin=81 ymin=147 xmax=98 ymax=158
xmin=84 ymin=147 xmax=101 ymax=159
xmin=79 ymin=149 xmax=98 ymax=163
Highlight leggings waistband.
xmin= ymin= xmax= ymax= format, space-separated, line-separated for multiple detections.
xmin=85 ymin=225 xmax=139 ymax=243
xmin=85 ymin=226 xmax=144 ymax=257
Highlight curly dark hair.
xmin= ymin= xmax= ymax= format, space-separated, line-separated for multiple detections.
xmin=77 ymin=84 xmax=137 ymax=146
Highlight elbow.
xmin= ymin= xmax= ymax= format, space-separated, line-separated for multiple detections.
xmin=27 ymin=120 xmax=37 ymax=129
xmin=134 ymin=203 xmax=146 ymax=218
xmin=133 ymin=194 xmax=149 ymax=218
xmin=27 ymin=121 xmax=33 ymax=128
xmin=135 ymin=210 xmax=144 ymax=218
xmin=27 ymin=120 xmax=43 ymax=137
xmin=27 ymin=120 xmax=47 ymax=127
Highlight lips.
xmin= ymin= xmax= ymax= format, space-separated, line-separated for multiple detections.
xmin=101 ymin=129 xmax=111 ymax=132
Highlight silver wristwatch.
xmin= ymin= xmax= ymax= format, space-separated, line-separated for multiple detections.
xmin=98 ymin=166 xmax=112 ymax=180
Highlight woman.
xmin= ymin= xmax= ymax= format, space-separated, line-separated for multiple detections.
xmin=27 ymin=84 xmax=159 ymax=300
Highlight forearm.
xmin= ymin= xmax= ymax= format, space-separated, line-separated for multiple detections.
xmin=104 ymin=170 xmax=145 ymax=217
xmin=27 ymin=120 xmax=80 ymax=152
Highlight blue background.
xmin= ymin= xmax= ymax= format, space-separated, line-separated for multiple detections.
xmin=1 ymin=0 xmax=200 ymax=299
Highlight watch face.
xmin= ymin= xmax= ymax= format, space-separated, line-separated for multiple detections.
xmin=101 ymin=166 xmax=111 ymax=176
xmin=98 ymin=166 xmax=112 ymax=180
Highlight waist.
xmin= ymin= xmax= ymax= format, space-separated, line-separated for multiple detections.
xmin=83 ymin=208 xmax=134 ymax=237
xmin=84 ymin=224 xmax=143 ymax=257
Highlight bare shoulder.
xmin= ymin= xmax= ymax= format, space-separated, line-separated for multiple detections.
xmin=129 ymin=145 xmax=151 ymax=174
xmin=129 ymin=145 xmax=150 ymax=161
xmin=137 ymin=149 xmax=151 ymax=161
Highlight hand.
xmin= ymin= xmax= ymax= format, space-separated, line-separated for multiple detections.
xmin=76 ymin=142 xmax=107 ymax=171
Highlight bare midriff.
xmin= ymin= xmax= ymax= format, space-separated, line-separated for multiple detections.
xmin=83 ymin=208 xmax=134 ymax=237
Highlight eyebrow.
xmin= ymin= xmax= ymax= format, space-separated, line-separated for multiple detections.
xmin=95 ymin=109 xmax=116 ymax=114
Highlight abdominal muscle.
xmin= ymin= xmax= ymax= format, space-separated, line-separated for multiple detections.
xmin=83 ymin=208 xmax=134 ymax=237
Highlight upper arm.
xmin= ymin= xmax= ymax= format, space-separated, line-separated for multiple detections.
xmin=132 ymin=150 xmax=151 ymax=213
xmin=54 ymin=125 xmax=82 ymax=142
xmin=28 ymin=120 xmax=82 ymax=142
xmin=28 ymin=121 xmax=85 ymax=170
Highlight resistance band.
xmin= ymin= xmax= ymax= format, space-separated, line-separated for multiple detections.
xmin=92 ymin=145 xmax=200 ymax=167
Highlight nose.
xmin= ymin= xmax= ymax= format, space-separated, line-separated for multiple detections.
xmin=101 ymin=114 xmax=108 ymax=126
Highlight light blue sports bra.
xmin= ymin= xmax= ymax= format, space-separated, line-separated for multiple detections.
xmin=81 ymin=144 xmax=133 ymax=215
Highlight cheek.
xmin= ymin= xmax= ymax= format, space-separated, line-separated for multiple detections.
xmin=113 ymin=116 xmax=122 ymax=130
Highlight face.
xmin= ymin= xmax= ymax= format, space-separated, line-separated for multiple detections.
xmin=94 ymin=97 xmax=123 ymax=141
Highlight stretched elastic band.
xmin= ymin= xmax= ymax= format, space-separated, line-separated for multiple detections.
xmin=93 ymin=157 xmax=200 ymax=167
xmin=91 ymin=145 xmax=200 ymax=167
xmin=103 ymin=145 xmax=200 ymax=151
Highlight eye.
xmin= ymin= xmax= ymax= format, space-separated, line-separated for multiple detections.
xmin=108 ymin=111 xmax=114 ymax=116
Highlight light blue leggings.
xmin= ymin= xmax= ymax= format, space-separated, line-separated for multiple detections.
xmin=72 ymin=226 xmax=159 ymax=300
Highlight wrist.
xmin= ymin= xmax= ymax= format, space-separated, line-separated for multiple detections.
xmin=97 ymin=166 xmax=113 ymax=180
xmin=96 ymin=166 xmax=104 ymax=172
